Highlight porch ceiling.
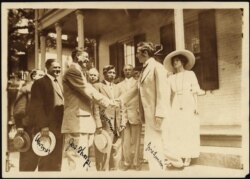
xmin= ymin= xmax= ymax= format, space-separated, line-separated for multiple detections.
xmin=45 ymin=9 xmax=171 ymax=38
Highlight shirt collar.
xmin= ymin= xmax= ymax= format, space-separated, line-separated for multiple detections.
xmin=104 ymin=80 xmax=113 ymax=86
xmin=46 ymin=73 xmax=56 ymax=82
xmin=143 ymin=57 xmax=154 ymax=68
xmin=125 ymin=77 xmax=133 ymax=82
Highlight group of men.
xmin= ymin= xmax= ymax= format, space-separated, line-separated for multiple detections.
xmin=14 ymin=41 xmax=170 ymax=172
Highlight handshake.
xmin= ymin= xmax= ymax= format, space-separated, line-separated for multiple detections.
xmin=108 ymin=98 xmax=122 ymax=109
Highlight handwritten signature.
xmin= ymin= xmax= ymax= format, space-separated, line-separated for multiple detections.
xmin=65 ymin=138 xmax=91 ymax=168
xmin=100 ymin=111 xmax=120 ymax=137
xmin=145 ymin=142 xmax=163 ymax=169
xmin=34 ymin=135 xmax=50 ymax=154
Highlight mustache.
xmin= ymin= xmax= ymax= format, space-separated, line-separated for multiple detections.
xmin=54 ymin=70 xmax=61 ymax=74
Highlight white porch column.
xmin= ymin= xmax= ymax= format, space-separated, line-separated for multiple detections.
xmin=75 ymin=10 xmax=84 ymax=49
xmin=40 ymin=31 xmax=46 ymax=70
xmin=174 ymin=9 xmax=185 ymax=50
xmin=55 ymin=22 xmax=62 ymax=68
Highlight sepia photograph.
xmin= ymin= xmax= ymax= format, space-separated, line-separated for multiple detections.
xmin=1 ymin=1 xmax=249 ymax=178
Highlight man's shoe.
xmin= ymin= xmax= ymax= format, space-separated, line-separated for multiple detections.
xmin=121 ymin=165 xmax=130 ymax=171
xmin=183 ymin=158 xmax=191 ymax=167
xmin=133 ymin=165 xmax=141 ymax=171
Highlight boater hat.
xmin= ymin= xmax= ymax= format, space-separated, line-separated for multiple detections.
xmin=32 ymin=131 xmax=56 ymax=156
xmin=94 ymin=130 xmax=112 ymax=153
xmin=163 ymin=49 xmax=196 ymax=72
xmin=13 ymin=131 xmax=31 ymax=152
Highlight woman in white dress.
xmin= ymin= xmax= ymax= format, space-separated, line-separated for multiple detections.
xmin=162 ymin=50 xmax=200 ymax=169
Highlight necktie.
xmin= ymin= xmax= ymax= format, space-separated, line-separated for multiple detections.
xmin=54 ymin=78 xmax=62 ymax=93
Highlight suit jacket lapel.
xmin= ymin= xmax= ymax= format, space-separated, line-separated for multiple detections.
xmin=46 ymin=75 xmax=64 ymax=100
xmin=140 ymin=58 xmax=154 ymax=84
xmin=114 ymin=85 xmax=120 ymax=98
xmin=101 ymin=81 xmax=113 ymax=99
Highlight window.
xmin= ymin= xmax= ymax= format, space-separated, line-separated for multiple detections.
xmin=184 ymin=9 xmax=219 ymax=90
xmin=124 ymin=41 xmax=135 ymax=67
xmin=160 ymin=10 xmax=219 ymax=90
xmin=109 ymin=33 xmax=145 ymax=78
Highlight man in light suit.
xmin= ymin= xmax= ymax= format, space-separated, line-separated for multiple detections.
xmin=61 ymin=49 xmax=117 ymax=172
xmin=87 ymin=67 xmax=100 ymax=84
xmin=93 ymin=65 xmax=126 ymax=171
xmin=118 ymin=64 xmax=142 ymax=171
xmin=29 ymin=59 xmax=64 ymax=171
xmin=120 ymin=42 xmax=171 ymax=171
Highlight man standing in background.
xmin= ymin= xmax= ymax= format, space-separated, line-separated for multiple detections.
xmin=14 ymin=69 xmax=45 ymax=171
xmin=118 ymin=64 xmax=142 ymax=171
xmin=93 ymin=65 xmax=126 ymax=171
xmin=87 ymin=67 xmax=100 ymax=84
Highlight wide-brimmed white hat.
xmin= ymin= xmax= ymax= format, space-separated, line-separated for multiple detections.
xmin=94 ymin=130 xmax=112 ymax=153
xmin=163 ymin=49 xmax=195 ymax=72
xmin=32 ymin=131 xmax=56 ymax=156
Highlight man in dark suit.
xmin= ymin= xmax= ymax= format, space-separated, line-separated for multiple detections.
xmin=14 ymin=69 xmax=45 ymax=171
xmin=29 ymin=59 xmax=64 ymax=171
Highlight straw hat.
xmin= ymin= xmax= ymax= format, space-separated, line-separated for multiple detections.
xmin=163 ymin=49 xmax=196 ymax=72
xmin=94 ymin=130 xmax=112 ymax=153
xmin=32 ymin=131 xmax=56 ymax=156
xmin=13 ymin=131 xmax=31 ymax=152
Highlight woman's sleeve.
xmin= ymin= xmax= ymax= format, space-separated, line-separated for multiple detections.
xmin=190 ymin=71 xmax=201 ymax=94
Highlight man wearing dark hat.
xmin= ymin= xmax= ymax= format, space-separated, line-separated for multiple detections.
xmin=29 ymin=59 xmax=64 ymax=171
xmin=13 ymin=69 xmax=45 ymax=171
xmin=61 ymin=49 xmax=118 ymax=172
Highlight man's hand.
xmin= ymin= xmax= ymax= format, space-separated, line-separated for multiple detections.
xmin=108 ymin=99 xmax=120 ymax=108
xmin=119 ymin=125 xmax=126 ymax=132
xmin=155 ymin=117 xmax=164 ymax=129
xmin=96 ymin=127 xmax=102 ymax=134
xmin=41 ymin=127 xmax=49 ymax=137
xmin=17 ymin=128 xmax=24 ymax=134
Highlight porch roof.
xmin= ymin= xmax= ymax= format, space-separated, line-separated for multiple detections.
xmin=38 ymin=9 xmax=172 ymax=38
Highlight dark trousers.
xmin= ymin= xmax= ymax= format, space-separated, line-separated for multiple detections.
xmin=19 ymin=127 xmax=63 ymax=171
xmin=19 ymin=126 xmax=38 ymax=171
xmin=38 ymin=129 xmax=63 ymax=171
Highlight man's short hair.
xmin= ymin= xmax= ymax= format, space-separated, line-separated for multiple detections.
xmin=137 ymin=41 xmax=156 ymax=57
xmin=29 ymin=69 xmax=45 ymax=80
xmin=103 ymin=65 xmax=115 ymax=75
xmin=88 ymin=67 xmax=99 ymax=76
xmin=71 ymin=49 xmax=88 ymax=62
xmin=123 ymin=64 xmax=134 ymax=71
xmin=45 ymin=59 xmax=57 ymax=69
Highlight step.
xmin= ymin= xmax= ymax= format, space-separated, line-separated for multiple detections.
xmin=200 ymin=125 xmax=242 ymax=148
xmin=193 ymin=146 xmax=242 ymax=169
